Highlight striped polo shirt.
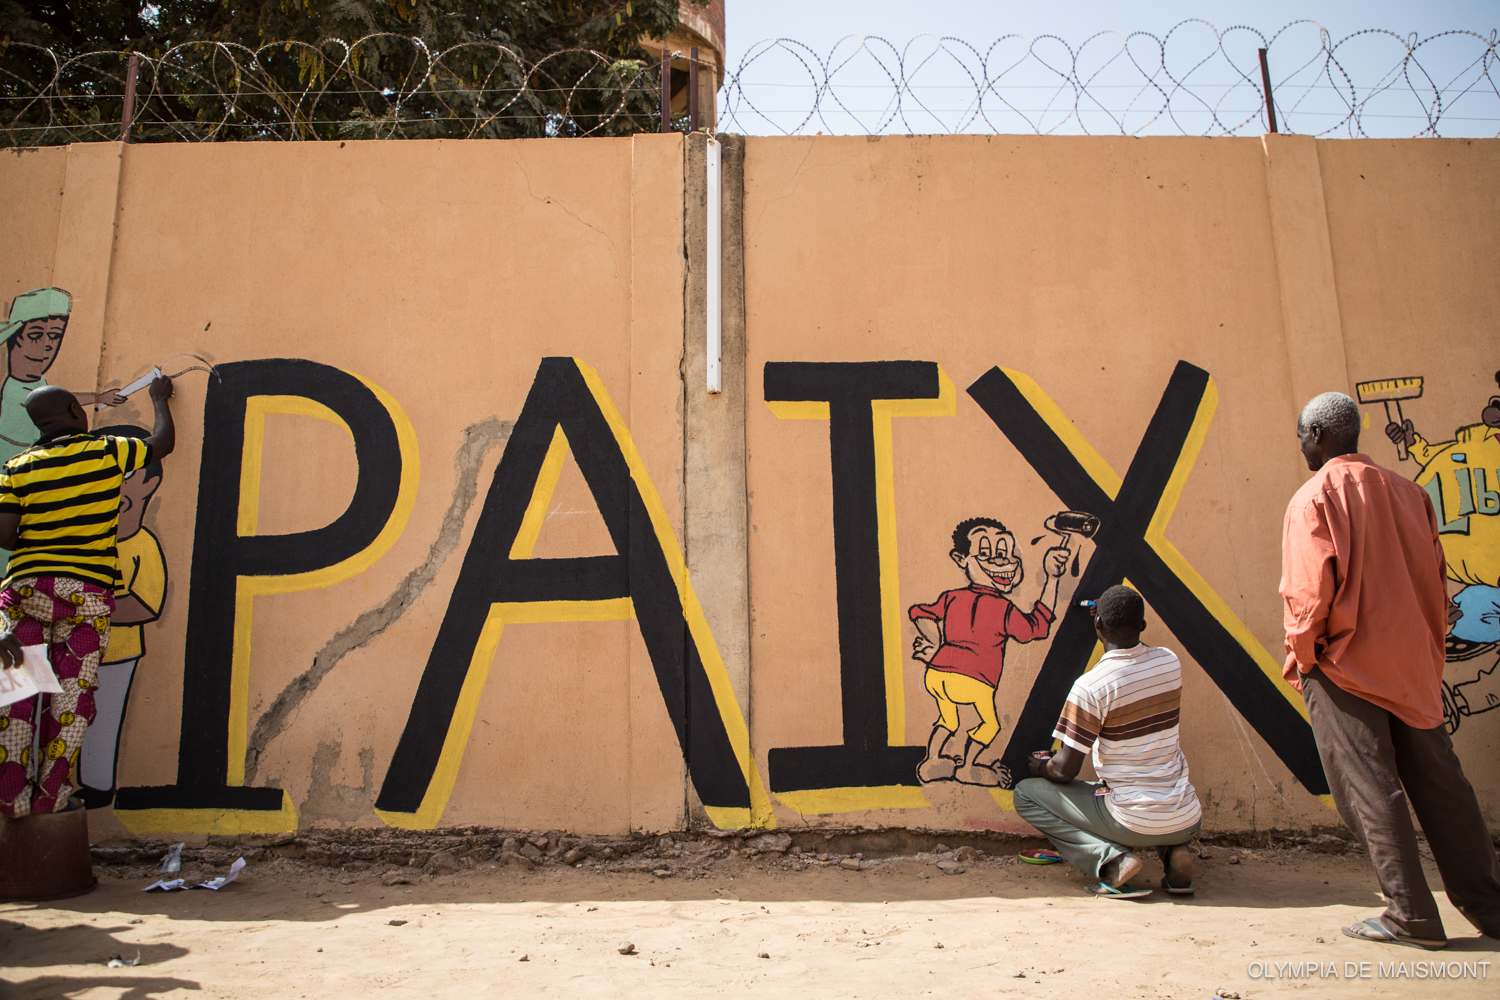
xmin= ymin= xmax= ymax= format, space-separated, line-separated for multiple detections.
xmin=1054 ymin=643 xmax=1203 ymax=835
xmin=0 ymin=431 xmax=151 ymax=590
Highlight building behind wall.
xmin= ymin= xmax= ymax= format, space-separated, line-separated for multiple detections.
xmin=645 ymin=0 xmax=726 ymax=128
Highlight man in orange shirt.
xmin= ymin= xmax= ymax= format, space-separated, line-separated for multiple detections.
xmin=1281 ymin=391 xmax=1500 ymax=950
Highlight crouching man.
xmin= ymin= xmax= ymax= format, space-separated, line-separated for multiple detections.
xmin=1013 ymin=585 xmax=1202 ymax=898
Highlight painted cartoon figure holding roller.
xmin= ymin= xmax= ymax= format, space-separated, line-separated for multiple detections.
xmin=908 ymin=512 xmax=1095 ymax=787
xmin=1362 ymin=371 xmax=1500 ymax=733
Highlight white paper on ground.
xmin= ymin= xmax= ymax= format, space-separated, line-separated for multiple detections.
xmin=143 ymin=879 xmax=187 ymax=892
xmin=0 ymin=646 xmax=62 ymax=708
xmin=193 ymin=857 xmax=246 ymax=891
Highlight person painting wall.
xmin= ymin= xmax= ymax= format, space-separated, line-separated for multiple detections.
xmin=0 ymin=378 xmax=175 ymax=818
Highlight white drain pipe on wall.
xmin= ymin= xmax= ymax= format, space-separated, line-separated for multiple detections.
xmin=705 ymin=137 xmax=722 ymax=394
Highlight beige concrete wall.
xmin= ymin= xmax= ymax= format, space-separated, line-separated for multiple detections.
xmin=740 ymin=133 xmax=1500 ymax=834
xmin=0 ymin=132 xmax=1494 ymax=840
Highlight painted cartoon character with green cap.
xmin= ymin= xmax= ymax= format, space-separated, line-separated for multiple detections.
xmin=0 ymin=288 xmax=125 ymax=559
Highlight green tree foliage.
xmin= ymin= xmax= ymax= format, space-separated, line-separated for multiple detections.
xmin=2 ymin=2 xmax=695 ymax=143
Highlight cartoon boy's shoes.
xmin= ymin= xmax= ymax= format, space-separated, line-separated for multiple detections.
xmin=953 ymin=763 xmax=1004 ymax=787
xmin=917 ymin=755 xmax=957 ymax=782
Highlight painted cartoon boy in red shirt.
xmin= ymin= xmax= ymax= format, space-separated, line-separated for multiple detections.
xmin=909 ymin=517 xmax=1070 ymax=786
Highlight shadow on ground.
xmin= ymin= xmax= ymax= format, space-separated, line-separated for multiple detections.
xmin=0 ymin=849 xmax=1418 ymax=926
xmin=0 ymin=917 xmax=189 ymax=966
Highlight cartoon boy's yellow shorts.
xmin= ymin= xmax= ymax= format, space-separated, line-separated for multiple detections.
xmin=924 ymin=668 xmax=1001 ymax=745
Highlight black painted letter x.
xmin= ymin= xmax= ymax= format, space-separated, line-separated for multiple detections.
xmin=967 ymin=362 xmax=1328 ymax=796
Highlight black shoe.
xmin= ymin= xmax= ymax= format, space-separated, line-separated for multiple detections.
xmin=76 ymin=785 xmax=114 ymax=810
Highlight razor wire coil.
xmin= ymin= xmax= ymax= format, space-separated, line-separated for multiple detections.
xmin=719 ymin=23 xmax=1500 ymax=138
xmin=0 ymin=35 xmax=675 ymax=144
xmin=1 ymin=22 xmax=1496 ymax=144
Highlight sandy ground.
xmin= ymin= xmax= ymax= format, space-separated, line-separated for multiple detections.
xmin=3 ymin=844 xmax=1497 ymax=999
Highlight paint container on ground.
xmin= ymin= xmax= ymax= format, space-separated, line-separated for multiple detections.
xmin=0 ymin=798 xmax=97 ymax=901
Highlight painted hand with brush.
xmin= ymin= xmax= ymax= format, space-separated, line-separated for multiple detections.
xmin=908 ymin=516 xmax=1075 ymax=788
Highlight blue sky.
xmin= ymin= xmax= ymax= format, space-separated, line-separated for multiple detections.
xmin=724 ymin=1 xmax=1495 ymax=50
xmin=717 ymin=2 xmax=1499 ymax=137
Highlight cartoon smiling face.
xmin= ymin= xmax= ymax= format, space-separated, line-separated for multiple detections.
xmin=951 ymin=524 xmax=1024 ymax=593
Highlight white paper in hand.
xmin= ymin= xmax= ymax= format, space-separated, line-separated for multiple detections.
xmin=22 ymin=645 xmax=61 ymax=693
xmin=0 ymin=664 xmax=37 ymax=708
xmin=0 ymin=646 xmax=60 ymax=708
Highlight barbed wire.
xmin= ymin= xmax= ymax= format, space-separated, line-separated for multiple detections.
xmin=2 ymin=23 xmax=1496 ymax=143
xmin=719 ymin=22 xmax=1500 ymax=138
xmin=0 ymin=35 xmax=680 ymax=144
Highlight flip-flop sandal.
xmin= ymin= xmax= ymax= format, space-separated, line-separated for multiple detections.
xmin=1085 ymin=881 xmax=1151 ymax=899
xmin=1341 ymin=918 xmax=1447 ymax=951
xmin=1018 ymin=849 xmax=1062 ymax=865
xmin=1161 ymin=874 xmax=1195 ymax=895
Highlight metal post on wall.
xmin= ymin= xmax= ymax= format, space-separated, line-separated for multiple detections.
xmin=1258 ymin=48 xmax=1279 ymax=134
xmin=689 ymin=47 xmax=700 ymax=132
xmin=705 ymin=136 xmax=722 ymax=393
xmin=660 ymin=48 xmax=671 ymax=132
xmin=119 ymin=53 xmax=139 ymax=143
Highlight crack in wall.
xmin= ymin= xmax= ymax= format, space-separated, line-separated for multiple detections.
xmin=243 ymin=416 xmax=513 ymax=783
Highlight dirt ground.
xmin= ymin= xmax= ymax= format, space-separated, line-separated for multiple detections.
xmin=4 ymin=838 xmax=1497 ymax=999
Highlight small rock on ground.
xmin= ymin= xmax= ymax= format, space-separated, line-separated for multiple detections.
xmin=747 ymin=833 xmax=792 ymax=854
xmin=424 ymin=851 xmax=462 ymax=875
xmin=618 ymin=943 xmax=637 ymax=955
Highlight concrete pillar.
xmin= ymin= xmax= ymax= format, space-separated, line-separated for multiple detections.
xmin=1260 ymin=134 xmax=1353 ymax=413
xmin=682 ymin=133 xmax=752 ymax=825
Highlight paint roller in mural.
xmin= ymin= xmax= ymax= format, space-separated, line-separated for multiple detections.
xmin=1367 ymin=371 xmax=1500 ymax=733
xmin=764 ymin=360 xmax=1328 ymax=809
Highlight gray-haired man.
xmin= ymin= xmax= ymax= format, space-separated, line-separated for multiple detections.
xmin=1282 ymin=391 xmax=1500 ymax=949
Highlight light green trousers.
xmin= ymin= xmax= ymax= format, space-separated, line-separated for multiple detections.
xmin=1013 ymin=777 xmax=1200 ymax=881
